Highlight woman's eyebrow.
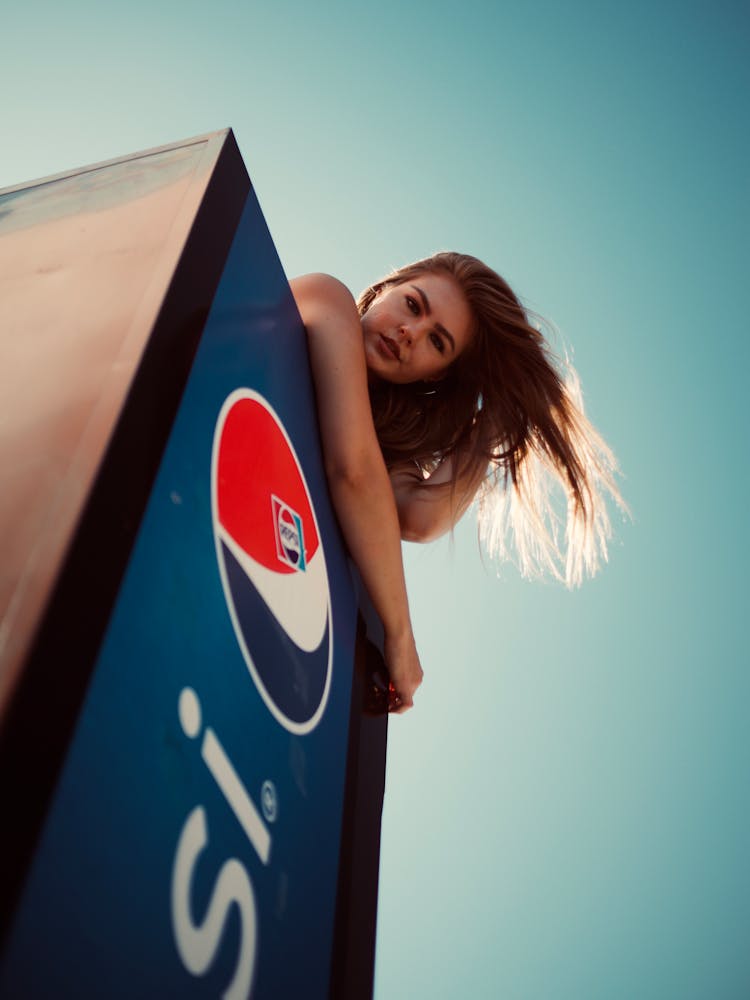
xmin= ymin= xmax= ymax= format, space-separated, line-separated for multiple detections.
xmin=411 ymin=285 xmax=456 ymax=353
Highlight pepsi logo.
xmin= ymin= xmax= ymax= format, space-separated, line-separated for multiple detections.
xmin=211 ymin=389 xmax=332 ymax=734
xmin=272 ymin=495 xmax=306 ymax=571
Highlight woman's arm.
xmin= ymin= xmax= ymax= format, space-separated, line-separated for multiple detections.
xmin=290 ymin=273 xmax=423 ymax=712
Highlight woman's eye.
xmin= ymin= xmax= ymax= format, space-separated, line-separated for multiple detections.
xmin=406 ymin=295 xmax=420 ymax=315
xmin=430 ymin=332 xmax=445 ymax=353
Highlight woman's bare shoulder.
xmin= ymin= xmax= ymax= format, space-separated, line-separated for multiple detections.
xmin=290 ymin=273 xmax=358 ymax=321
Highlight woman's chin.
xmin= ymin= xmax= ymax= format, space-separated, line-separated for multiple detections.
xmin=364 ymin=348 xmax=411 ymax=386
xmin=367 ymin=368 xmax=391 ymax=387
xmin=365 ymin=353 xmax=394 ymax=384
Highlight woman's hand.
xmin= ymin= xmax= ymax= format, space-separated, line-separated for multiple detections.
xmin=384 ymin=628 xmax=424 ymax=713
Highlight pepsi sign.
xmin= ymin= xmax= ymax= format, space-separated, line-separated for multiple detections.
xmin=0 ymin=168 xmax=370 ymax=1000
xmin=211 ymin=389 xmax=333 ymax=734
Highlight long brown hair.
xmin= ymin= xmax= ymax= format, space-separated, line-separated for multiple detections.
xmin=358 ymin=252 xmax=625 ymax=586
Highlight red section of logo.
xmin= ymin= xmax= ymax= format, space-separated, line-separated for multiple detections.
xmin=217 ymin=398 xmax=319 ymax=573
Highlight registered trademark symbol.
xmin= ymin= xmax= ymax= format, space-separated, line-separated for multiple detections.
xmin=261 ymin=780 xmax=278 ymax=823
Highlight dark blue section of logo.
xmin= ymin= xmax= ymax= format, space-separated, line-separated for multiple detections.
xmin=221 ymin=541 xmax=329 ymax=724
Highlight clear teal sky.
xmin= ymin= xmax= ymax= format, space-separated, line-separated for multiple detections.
xmin=3 ymin=1 xmax=748 ymax=996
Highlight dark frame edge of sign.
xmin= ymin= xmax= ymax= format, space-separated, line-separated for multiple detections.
xmin=330 ymin=622 xmax=389 ymax=1000
xmin=0 ymin=131 xmax=250 ymax=945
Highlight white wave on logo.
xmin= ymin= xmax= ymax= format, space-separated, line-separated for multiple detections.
xmin=217 ymin=525 xmax=329 ymax=652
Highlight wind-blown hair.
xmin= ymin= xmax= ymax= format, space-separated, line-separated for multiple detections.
xmin=358 ymin=251 xmax=625 ymax=587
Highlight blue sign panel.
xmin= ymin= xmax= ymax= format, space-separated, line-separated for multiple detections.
xmin=0 ymin=187 xmax=358 ymax=998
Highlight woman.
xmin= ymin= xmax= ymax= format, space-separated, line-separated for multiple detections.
xmin=291 ymin=252 xmax=622 ymax=713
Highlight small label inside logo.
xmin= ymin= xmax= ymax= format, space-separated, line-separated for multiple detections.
xmin=272 ymin=495 xmax=306 ymax=572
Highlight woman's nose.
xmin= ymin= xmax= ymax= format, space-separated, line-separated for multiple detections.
xmin=399 ymin=324 xmax=414 ymax=346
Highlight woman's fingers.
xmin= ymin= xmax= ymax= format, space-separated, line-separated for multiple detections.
xmin=389 ymin=692 xmax=416 ymax=714
xmin=387 ymin=682 xmax=413 ymax=714
xmin=384 ymin=633 xmax=423 ymax=713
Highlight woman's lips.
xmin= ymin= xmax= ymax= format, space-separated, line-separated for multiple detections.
xmin=379 ymin=335 xmax=400 ymax=360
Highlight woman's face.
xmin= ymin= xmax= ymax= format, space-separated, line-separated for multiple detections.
xmin=361 ymin=271 xmax=474 ymax=384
